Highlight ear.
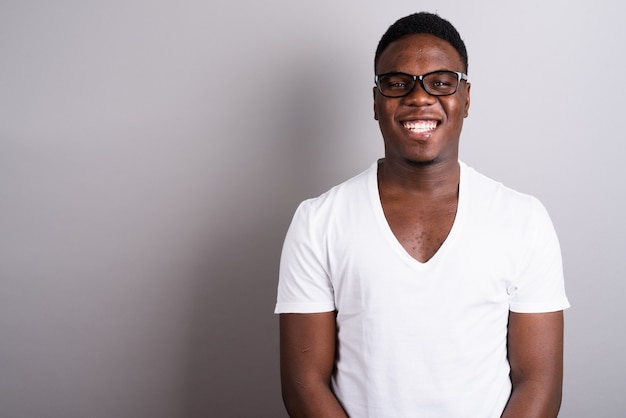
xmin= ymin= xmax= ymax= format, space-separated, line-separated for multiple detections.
xmin=463 ymin=82 xmax=471 ymax=118
xmin=373 ymin=87 xmax=379 ymax=120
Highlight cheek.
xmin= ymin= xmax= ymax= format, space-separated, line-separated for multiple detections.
xmin=444 ymin=99 xmax=467 ymax=122
xmin=375 ymin=100 xmax=396 ymax=121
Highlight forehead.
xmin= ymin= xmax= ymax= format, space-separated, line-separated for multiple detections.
xmin=376 ymin=33 xmax=464 ymax=74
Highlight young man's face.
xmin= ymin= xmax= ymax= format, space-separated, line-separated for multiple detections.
xmin=374 ymin=34 xmax=470 ymax=167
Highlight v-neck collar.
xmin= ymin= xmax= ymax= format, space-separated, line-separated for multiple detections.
xmin=368 ymin=160 xmax=468 ymax=268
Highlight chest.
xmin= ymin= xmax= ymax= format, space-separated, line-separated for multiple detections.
xmin=381 ymin=195 xmax=458 ymax=263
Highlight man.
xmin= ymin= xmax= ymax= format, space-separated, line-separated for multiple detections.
xmin=275 ymin=12 xmax=569 ymax=417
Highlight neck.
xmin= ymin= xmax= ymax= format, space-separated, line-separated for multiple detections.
xmin=378 ymin=157 xmax=460 ymax=196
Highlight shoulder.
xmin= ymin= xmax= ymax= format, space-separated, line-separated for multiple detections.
xmin=459 ymin=162 xmax=557 ymax=250
xmin=296 ymin=162 xmax=375 ymax=221
xmin=461 ymin=161 xmax=545 ymax=215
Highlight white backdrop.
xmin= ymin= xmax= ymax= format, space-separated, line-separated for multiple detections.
xmin=1 ymin=0 xmax=624 ymax=416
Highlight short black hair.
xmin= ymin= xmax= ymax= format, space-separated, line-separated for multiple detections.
xmin=374 ymin=12 xmax=468 ymax=73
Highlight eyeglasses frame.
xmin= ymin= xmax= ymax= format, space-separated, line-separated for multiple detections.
xmin=374 ymin=70 xmax=469 ymax=98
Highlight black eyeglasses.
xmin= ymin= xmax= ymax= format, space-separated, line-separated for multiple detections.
xmin=375 ymin=70 xmax=468 ymax=98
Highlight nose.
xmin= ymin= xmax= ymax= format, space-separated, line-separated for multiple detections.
xmin=403 ymin=80 xmax=436 ymax=106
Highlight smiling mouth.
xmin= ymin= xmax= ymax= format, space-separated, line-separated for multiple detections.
xmin=402 ymin=120 xmax=438 ymax=133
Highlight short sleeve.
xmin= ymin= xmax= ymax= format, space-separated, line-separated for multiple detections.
xmin=508 ymin=198 xmax=570 ymax=313
xmin=274 ymin=200 xmax=336 ymax=314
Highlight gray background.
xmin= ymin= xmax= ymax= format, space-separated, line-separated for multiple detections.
xmin=0 ymin=0 xmax=623 ymax=417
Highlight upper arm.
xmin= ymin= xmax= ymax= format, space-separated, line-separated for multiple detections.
xmin=280 ymin=312 xmax=338 ymax=386
xmin=506 ymin=311 xmax=564 ymax=415
xmin=279 ymin=312 xmax=346 ymax=416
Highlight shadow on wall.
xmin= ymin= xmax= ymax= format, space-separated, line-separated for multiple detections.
xmin=185 ymin=55 xmax=342 ymax=417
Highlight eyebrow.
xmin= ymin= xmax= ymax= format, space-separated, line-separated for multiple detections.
xmin=377 ymin=69 xmax=460 ymax=75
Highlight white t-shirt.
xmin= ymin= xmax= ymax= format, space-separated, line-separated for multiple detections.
xmin=275 ymin=161 xmax=570 ymax=418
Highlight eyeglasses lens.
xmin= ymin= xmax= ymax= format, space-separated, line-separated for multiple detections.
xmin=377 ymin=71 xmax=460 ymax=97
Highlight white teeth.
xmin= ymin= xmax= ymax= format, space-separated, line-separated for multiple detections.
xmin=403 ymin=120 xmax=437 ymax=133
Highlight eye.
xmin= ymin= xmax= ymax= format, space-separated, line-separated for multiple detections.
xmin=424 ymin=72 xmax=458 ymax=93
xmin=388 ymin=81 xmax=407 ymax=88
xmin=429 ymin=76 xmax=454 ymax=87
xmin=432 ymin=79 xmax=453 ymax=87
xmin=383 ymin=79 xmax=408 ymax=90
xmin=379 ymin=74 xmax=413 ymax=92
